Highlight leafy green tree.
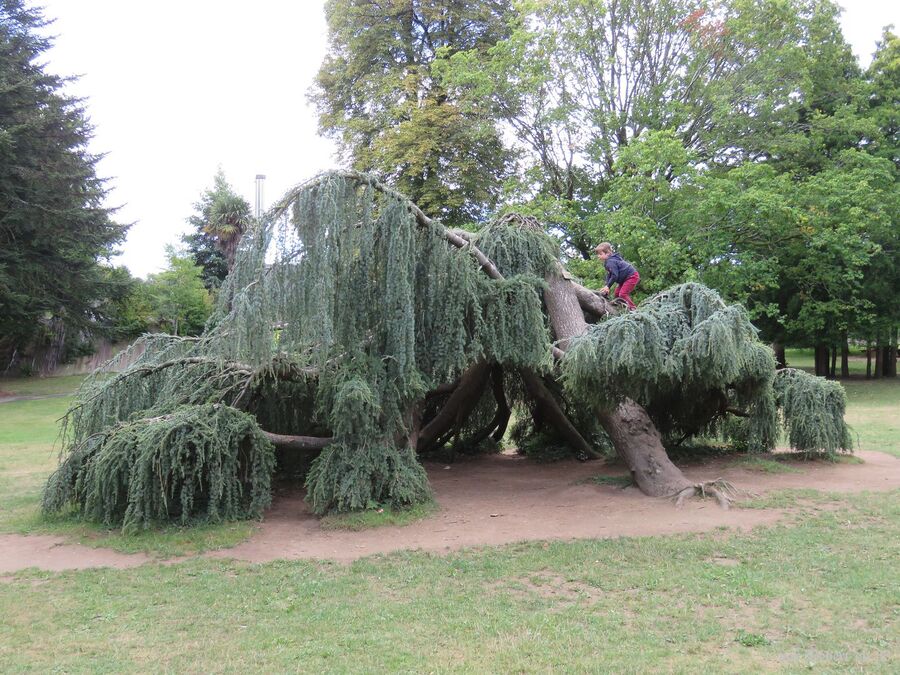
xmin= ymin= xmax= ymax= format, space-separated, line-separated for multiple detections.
xmin=312 ymin=0 xmax=515 ymax=224
xmin=94 ymin=266 xmax=151 ymax=340
xmin=441 ymin=0 xmax=834 ymax=256
xmin=183 ymin=170 xmax=251 ymax=288
xmin=146 ymin=249 xmax=212 ymax=336
xmin=866 ymin=29 xmax=899 ymax=169
xmin=0 ymin=0 xmax=127 ymax=363
xmin=857 ymin=32 xmax=900 ymax=375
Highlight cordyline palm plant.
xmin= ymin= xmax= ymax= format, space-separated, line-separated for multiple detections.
xmin=205 ymin=190 xmax=252 ymax=272
xmin=43 ymin=172 xmax=851 ymax=531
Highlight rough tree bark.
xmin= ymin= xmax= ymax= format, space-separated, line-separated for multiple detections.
xmin=542 ymin=271 xmax=694 ymax=497
xmin=417 ymin=361 xmax=492 ymax=453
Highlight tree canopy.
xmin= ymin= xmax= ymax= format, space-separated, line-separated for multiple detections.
xmin=312 ymin=0 xmax=516 ymax=225
xmin=44 ymin=173 xmax=850 ymax=529
xmin=434 ymin=0 xmax=898 ymax=368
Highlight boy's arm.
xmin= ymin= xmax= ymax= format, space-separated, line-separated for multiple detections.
xmin=601 ymin=261 xmax=616 ymax=295
xmin=604 ymin=261 xmax=616 ymax=289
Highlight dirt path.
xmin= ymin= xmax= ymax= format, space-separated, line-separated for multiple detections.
xmin=2 ymin=450 xmax=898 ymax=574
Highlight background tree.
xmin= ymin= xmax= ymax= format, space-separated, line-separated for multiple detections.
xmin=312 ymin=0 xmax=515 ymax=225
xmin=437 ymin=0 xmax=896 ymax=368
xmin=859 ymin=30 xmax=900 ymax=377
xmin=183 ymin=169 xmax=252 ymax=288
xmin=0 ymin=0 xmax=126 ymax=367
xmin=145 ymin=248 xmax=212 ymax=336
xmin=439 ymin=0 xmax=826 ymax=256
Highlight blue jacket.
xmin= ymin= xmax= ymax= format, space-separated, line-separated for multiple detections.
xmin=604 ymin=253 xmax=637 ymax=287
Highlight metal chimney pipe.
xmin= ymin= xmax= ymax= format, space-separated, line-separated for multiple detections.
xmin=254 ymin=174 xmax=266 ymax=219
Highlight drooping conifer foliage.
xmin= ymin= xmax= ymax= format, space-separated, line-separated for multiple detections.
xmin=44 ymin=172 xmax=851 ymax=527
xmin=562 ymin=284 xmax=850 ymax=455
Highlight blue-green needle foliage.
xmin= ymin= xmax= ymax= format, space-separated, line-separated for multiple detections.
xmin=562 ymin=284 xmax=850 ymax=455
xmin=44 ymin=173 xmax=554 ymax=522
xmin=774 ymin=368 xmax=852 ymax=455
xmin=43 ymin=404 xmax=275 ymax=532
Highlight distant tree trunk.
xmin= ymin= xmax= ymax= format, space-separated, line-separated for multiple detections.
xmin=815 ymin=344 xmax=829 ymax=377
xmin=866 ymin=343 xmax=872 ymax=379
xmin=885 ymin=328 xmax=897 ymax=377
xmin=841 ymin=334 xmax=849 ymax=379
xmin=884 ymin=339 xmax=896 ymax=378
xmin=874 ymin=340 xmax=883 ymax=378
xmin=772 ymin=342 xmax=786 ymax=369
xmin=543 ymin=272 xmax=693 ymax=497
xmin=830 ymin=345 xmax=837 ymax=379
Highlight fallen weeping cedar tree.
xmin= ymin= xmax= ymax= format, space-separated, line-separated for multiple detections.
xmin=42 ymin=172 xmax=852 ymax=530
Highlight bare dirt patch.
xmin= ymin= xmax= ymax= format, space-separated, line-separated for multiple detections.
xmin=0 ymin=534 xmax=152 ymax=574
xmin=2 ymin=450 xmax=898 ymax=573
xmin=207 ymin=449 xmax=900 ymax=564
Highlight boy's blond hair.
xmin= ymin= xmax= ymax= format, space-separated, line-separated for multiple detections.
xmin=594 ymin=242 xmax=613 ymax=254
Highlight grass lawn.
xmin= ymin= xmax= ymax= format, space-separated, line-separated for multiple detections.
xmin=0 ymin=373 xmax=897 ymax=671
xmin=0 ymin=374 xmax=91 ymax=397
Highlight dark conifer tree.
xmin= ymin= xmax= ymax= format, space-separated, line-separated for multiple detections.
xmin=0 ymin=0 xmax=126 ymax=365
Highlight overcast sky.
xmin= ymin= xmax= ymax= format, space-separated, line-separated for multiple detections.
xmin=38 ymin=0 xmax=898 ymax=278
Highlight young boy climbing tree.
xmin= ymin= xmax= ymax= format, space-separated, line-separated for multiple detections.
xmin=595 ymin=242 xmax=640 ymax=310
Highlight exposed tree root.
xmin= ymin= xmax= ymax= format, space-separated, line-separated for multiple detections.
xmin=671 ymin=479 xmax=743 ymax=509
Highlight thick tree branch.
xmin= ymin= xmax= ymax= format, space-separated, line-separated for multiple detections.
xmin=261 ymin=431 xmax=333 ymax=453
xmin=417 ymin=361 xmax=492 ymax=453
xmin=520 ymin=370 xmax=602 ymax=459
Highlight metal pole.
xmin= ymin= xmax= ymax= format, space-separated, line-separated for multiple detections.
xmin=255 ymin=174 xmax=266 ymax=219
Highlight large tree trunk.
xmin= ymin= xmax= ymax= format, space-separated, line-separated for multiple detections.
xmin=596 ymin=403 xmax=694 ymax=496
xmin=417 ymin=361 xmax=491 ymax=453
xmin=874 ymin=341 xmax=883 ymax=378
xmin=543 ymin=271 xmax=693 ymax=497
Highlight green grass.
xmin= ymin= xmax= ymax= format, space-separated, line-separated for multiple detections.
xmin=842 ymin=379 xmax=900 ymax=458
xmin=319 ymin=500 xmax=438 ymax=531
xmin=0 ymin=490 xmax=897 ymax=672
xmin=0 ymin=375 xmax=898 ymax=671
xmin=732 ymin=457 xmax=802 ymax=474
xmin=587 ymin=474 xmax=634 ymax=488
xmin=0 ymin=374 xmax=87 ymax=397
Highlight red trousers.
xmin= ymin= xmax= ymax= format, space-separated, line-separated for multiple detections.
xmin=615 ymin=271 xmax=640 ymax=310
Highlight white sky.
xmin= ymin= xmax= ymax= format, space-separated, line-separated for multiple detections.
xmin=37 ymin=0 xmax=898 ymax=278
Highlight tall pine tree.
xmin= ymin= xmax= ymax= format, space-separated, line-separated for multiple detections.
xmin=0 ymin=0 xmax=126 ymax=366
